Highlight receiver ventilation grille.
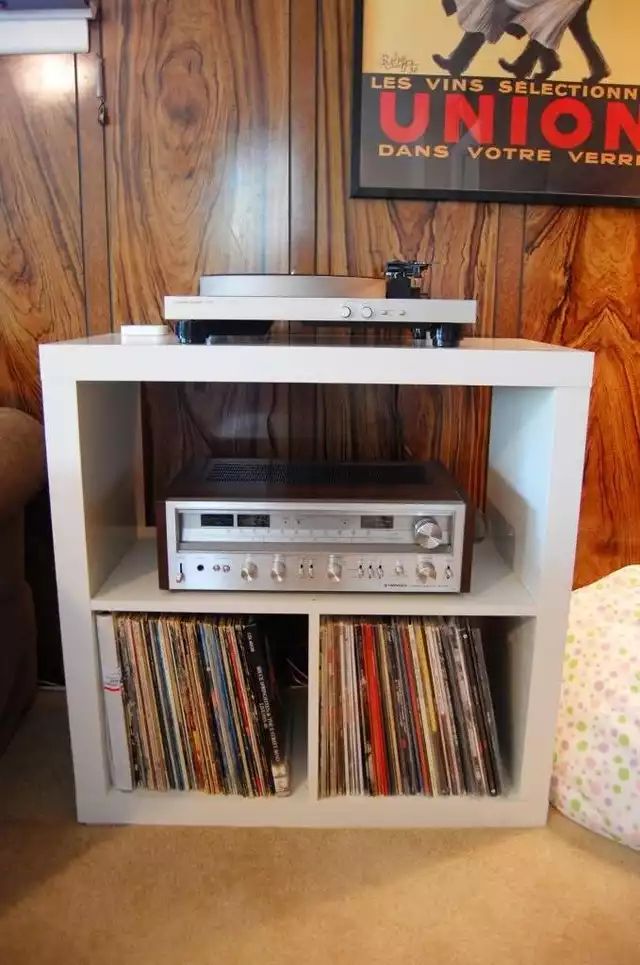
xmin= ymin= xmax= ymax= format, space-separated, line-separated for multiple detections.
xmin=204 ymin=461 xmax=427 ymax=487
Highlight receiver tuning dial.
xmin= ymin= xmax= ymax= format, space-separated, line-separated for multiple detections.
xmin=414 ymin=516 xmax=444 ymax=549
xmin=241 ymin=558 xmax=258 ymax=582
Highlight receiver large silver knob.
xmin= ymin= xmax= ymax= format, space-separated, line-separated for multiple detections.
xmin=340 ymin=305 xmax=352 ymax=319
xmin=271 ymin=556 xmax=286 ymax=583
xmin=414 ymin=517 xmax=444 ymax=549
xmin=327 ymin=555 xmax=342 ymax=582
xmin=417 ymin=559 xmax=437 ymax=582
xmin=241 ymin=559 xmax=258 ymax=582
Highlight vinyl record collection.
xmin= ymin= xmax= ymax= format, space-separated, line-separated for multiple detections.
xmin=319 ymin=617 xmax=502 ymax=797
xmin=113 ymin=614 xmax=290 ymax=796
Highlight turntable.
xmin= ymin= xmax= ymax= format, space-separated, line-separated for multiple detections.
xmin=164 ymin=263 xmax=476 ymax=347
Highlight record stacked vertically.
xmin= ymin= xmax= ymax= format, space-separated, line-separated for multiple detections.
xmin=113 ymin=614 xmax=290 ymax=796
xmin=319 ymin=617 xmax=502 ymax=797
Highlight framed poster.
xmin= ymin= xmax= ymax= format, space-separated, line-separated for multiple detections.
xmin=352 ymin=0 xmax=640 ymax=206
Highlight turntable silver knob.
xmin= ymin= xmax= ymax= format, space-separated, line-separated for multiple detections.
xmin=414 ymin=517 xmax=444 ymax=549
xmin=327 ymin=555 xmax=342 ymax=582
xmin=416 ymin=559 xmax=437 ymax=582
xmin=241 ymin=559 xmax=258 ymax=582
xmin=271 ymin=556 xmax=286 ymax=583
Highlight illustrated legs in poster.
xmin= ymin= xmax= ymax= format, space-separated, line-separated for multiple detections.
xmin=434 ymin=1 xmax=526 ymax=76
xmin=499 ymin=1 xmax=609 ymax=83
xmin=433 ymin=0 xmax=608 ymax=82
xmin=566 ymin=2 xmax=609 ymax=82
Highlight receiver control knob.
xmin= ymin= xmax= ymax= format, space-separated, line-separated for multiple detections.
xmin=241 ymin=559 xmax=258 ymax=582
xmin=327 ymin=555 xmax=342 ymax=582
xmin=414 ymin=517 xmax=444 ymax=549
xmin=360 ymin=305 xmax=374 ymax=319
xmin=417 ymin=560 xmax=437 ymax=582
xmin=271 ymin=556 xmax=286 ymax=583
xmin=340 ymin=305 xmax=352 ymax=319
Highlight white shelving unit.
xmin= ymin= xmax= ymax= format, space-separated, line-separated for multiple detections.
xmin=40 ymin=335 xmax=593 ymax=827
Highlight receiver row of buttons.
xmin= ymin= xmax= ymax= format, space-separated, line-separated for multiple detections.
xmin=297 ymin=556 xmax=342 ymax=581
xmin=180 ymin=557 xmax=454 ymax=585
xmin=359 ymin=562 xmax=386 ymax=579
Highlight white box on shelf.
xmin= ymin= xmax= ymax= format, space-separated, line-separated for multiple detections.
xmin=39 ymin=335 xmax=593 ymax=828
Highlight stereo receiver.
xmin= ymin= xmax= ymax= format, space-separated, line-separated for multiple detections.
xmin=157 ymin=460 xmax=474 ymax=594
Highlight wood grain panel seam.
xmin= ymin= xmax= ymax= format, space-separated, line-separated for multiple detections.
xmin=75 ymin=15 xmax=114 ymax=335
xmin=95 ymin=12 xmax=115 ymax=332
xmin=100 ymin=118 xmax=115 ymax=332
xmin=289 ymin=0 xmax=319 ymax=274
xmin=96 ymin=7 xmax=114 ymax=331
xmin=73 ymin=56 xmax=89 ymax=338
xmin=516 ymin=207 xmax=525 ymax=337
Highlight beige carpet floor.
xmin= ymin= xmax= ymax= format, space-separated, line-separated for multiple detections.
xmin=1 ymin=693 xmax=639 ymax=965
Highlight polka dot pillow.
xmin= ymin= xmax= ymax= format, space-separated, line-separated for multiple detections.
xmin=551 ymin=565 xmax=640 ymax=849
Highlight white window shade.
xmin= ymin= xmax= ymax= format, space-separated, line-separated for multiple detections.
xmin=0 ymin=2 xmax=94 ymax=55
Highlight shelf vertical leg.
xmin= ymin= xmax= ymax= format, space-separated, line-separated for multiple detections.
xmin=527 ymin=385 xmax=591 ymax=817
xmin=41 ymin=376 xmax=110 ymax=821
xmin=489 ymin=385 xmax=591 ymax=820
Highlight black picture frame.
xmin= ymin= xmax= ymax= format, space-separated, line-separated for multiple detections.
xmin=350 ymin=0 xmax=640 ymax=208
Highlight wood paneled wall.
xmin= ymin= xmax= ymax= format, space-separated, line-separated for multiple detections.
xmin=0 ymin=55 xmax=85 ymax=415
xmin=0 ymin=0 xmax=638 ymax=588
xmin=102 ymin=0 xmax=290 ymax=321
xmin=521 ymin=206 xmax=640 ymax=585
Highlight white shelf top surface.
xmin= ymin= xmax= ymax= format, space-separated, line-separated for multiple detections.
xmin=40 ymin=335 xmax=594 ymax=388
xmin=91 ymin=535 xmax=536 ymax=617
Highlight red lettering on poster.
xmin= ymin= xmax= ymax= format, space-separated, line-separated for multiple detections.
xmin=540 ymin=99 xmax=592 ymax=149
xmin=443 ymin=94 xmax=494 ymax=144
xmin=376 ymin=89 xmax=640 ymax=160
xmin=509 ymin=97 xmax=529 ymax=146
xmin=604 ymin=104 xmax=640 ymax=150
xmin=379 ymin=91 xmax=430 ymax=142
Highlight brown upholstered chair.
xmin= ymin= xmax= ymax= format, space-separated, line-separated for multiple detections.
xmin=0 ymin=407 xmax=45 ymax=753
